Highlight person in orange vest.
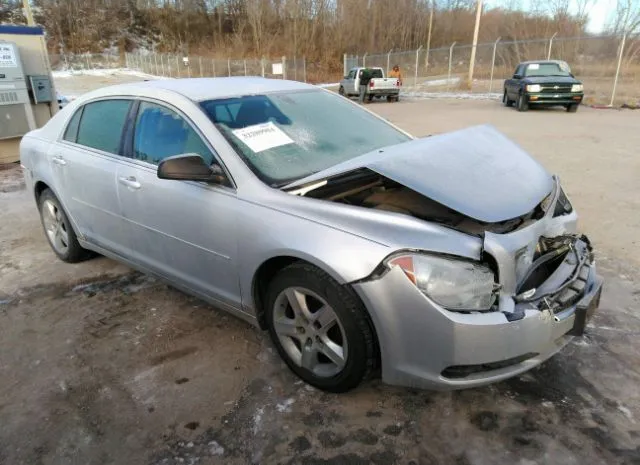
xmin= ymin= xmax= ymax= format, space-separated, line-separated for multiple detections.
xmin=389 ymin=65 xmax=403 ymax=85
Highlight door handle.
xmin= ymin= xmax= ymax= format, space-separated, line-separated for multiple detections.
xmin=118 ymin=176 xmax=141 ymax=190
xmin=52 ymin=156 xmax=66 ymax=166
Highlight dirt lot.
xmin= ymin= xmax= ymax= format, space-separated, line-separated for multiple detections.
xmin=1 ymin=87 xmax=639 ymax=465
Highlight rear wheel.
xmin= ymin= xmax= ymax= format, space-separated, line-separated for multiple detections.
xmin=387 ymin=95 xmax=399 ymax=102
xmin=517 ymin=93 xmax=529 ymax=112
xmin=38 ymin=189 xmax=92 ymax=263
xmin=367 ymin=94 xmax=374 ymax=102
xmin=503 ymin=90 xmax=514 ymax=107
xmin=338 ymin=86 xmax=345 ymax=97
xmin=567 ymin=103 xmax=579 ymax=113
xmin=265 ymin=263 xmax=377 ymax=393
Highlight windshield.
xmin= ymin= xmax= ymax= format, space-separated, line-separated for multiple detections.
xmin=524 ymin=63 xmax=571 ymax=77
xmin=200 ymin=89 xmax=410 ymax=186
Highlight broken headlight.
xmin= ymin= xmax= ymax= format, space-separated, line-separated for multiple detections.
xmin=386 ymin=254 xmax=497 ymax=311
xmin=553 ymin=187 xmax=573 ymax=217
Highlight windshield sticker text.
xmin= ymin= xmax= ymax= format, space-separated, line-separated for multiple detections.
xmin=232 ymin=122 xmax=294 ymax=153
xmin=528 ymin=64 xmax=540 ymax=70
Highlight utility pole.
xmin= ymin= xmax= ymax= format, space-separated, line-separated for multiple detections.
xmin=467 ymin=0 xmax=483 ymax=89
xmin=22 ymin=0 xmax=35 ymax=25
xmin=425 ymin=1 xmax=434 ymax=72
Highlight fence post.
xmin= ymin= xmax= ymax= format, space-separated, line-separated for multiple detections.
xmin=86 ymin=54 xmax=91 ymax=70
xmin=261 ymin=57 xmax=265 ymax=77
xmin=244 ymin=59 xmax=247 ymax=76
xmin=294 ymin=56 xmax=298 ymax=80
xmin=176 ymin=55 xmax=180 ymax=78
xmin=212 ymin=59 xmax=216 ymax=77
xmin=610 ymin=33 xmax=627 ymax=107
xmin=227 ymin=58 xmax=231 ymax=76
xmin=414 ymin=46 xmax=422 ymax=88
xmin=187 ymin=57 xmax=191 ymax=78
xmin=386 ymin=49 xmax=392 ymax=76
xmin=343 ymin=53 xmax=347 ymax=76
xmin=125 ymin=52 xmax=130 ymax=69
xmin=161 ymin=54 xmax=165 ymax=77
xmin=547 ymin=32 xmax=558 ymax=60
xmin=200 ymin=56 xmax=203 ymax=77
xmin=303 ymin=56 xmax=307 ymax=83
xmin=282 ymin=56 xmax=287 ymax=79
xmin=363 ymin=53 xmax=367 ymax=67
xmin=154 ymin=53 xmax=159 ymax=76
xmin=489 ymin=37 xmax=501 ymax=93
xmin=448 ymin=42 xmax=456 ymax=90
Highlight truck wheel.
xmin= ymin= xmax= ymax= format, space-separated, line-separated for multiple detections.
xmin=517 ymin=93 xmax=529 ymax=112
xmin=339 ymin=86 xmax=345 ymax=96
xmin=503 ymin=90 xmax=514 ymax=107
xmin=387 ymin=95 xmax=399 ymax=102
xmin=367 ymin=94 xmax=374 ymax=102
xmin=566 ymin=104 xmax=579 ymax=113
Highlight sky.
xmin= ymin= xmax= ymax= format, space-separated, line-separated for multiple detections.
xmin=585 ymin=0 xmax=615 ymax=32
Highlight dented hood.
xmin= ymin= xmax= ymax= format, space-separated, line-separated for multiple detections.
xmin=286 ymin=125 xmax=553 ymax=223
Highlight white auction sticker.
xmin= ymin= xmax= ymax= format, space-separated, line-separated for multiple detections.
xmin=232 ymin=122 xmax=294 ymax=153
xmin=528 ymin=63 xmax=540 ymax=70
xmin=0 ymin=44 xmax=17 ymax=68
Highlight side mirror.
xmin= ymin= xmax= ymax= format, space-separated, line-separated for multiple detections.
xmin=158 ymin=154 xmax=228 ymax=185
xmin=513 ymin=74 xmax=522 ymax=79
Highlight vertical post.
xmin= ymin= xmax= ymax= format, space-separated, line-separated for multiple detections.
xmin=161 ymin=54 xmax=165 ymax=77
xmin=282 ymin=56 xmax=287 ymax=79
xmin=610 ymin=33 xmax=627 ymax=107
xmin=154 ymin=53 xmax=159 ymax=76
xmin=212 ymin=59 xmax=216 ymax=77
xmin=294 ymin=56 xmax=298 ymax=80
xmin=86 ymin=54 xmax=91 ymax=70
xmin=22 ymin=0 xmax=35 ymax=25
xmin=343 ymin=53 xmax=347 ymax=77
xmin=448 ymin=42 xmax=456 ymax=90
xmin=125 ymin=52 xmax=130 ymax=69
xmin=187 ymin=57 xmax=191 ymax=78
xmin=489 ymin=37 xmax=501 ymax=93
xmin=386 ymin=49 xmax=392 ymax=76
xmin=414 ymin=46 xmax=422 ymax=87
xmin=303 ymin=56 xmax=307 ymax=83
xmin=467 ymin=0 xmax=483 ymax=89
xmin=261 ymin=57 xmax=265 ymax=77
xmin=176 ymin=55 xmax=180 ymax=78
xmin=547 ymin=32 xmax=558 ymax=60
xmin=244 ymin=59 xmax=247 ymax=76
xmin=363 ymin=53 xmax=367 ymax=67
xmin=200 ymin=56 xmax=203 ymax=77
xmin=425 ymin=3 xmax=433 ymax=72
xmin=227 ymin=58 xmax=231 ymax=76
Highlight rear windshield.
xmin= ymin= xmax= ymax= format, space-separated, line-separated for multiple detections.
xmin=200 ymin=89 xmax=409 ymax=186
xmin=524 ymin=63 xmax=571 ymax=77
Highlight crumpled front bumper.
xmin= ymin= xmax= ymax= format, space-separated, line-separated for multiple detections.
xmin=353 ymin=258 xmax=602 ymax=390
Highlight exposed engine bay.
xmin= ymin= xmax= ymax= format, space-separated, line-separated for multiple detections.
xmin=293 ymin=169 xmax=546 ymax=236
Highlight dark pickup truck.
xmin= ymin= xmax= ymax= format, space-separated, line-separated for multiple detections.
xmin=503 ymin=60 xmax=584 ymax=113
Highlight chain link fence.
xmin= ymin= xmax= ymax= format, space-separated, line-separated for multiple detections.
xmin=345 ymin=34 xmax=639 ymax=106
xmin=49 ymin=53 xmax=123 ymax=71
xmin=125 ymin=52 xmax=308 ymax=82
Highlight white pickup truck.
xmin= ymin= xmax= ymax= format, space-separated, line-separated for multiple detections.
xmin=339 ymin=67 xmax=400 ymax=103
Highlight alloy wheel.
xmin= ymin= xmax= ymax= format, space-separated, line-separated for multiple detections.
xmin=41 ymin=199 xmax=69 ymax=255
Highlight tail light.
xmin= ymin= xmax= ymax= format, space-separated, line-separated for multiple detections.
xmin=369 ymin=80 xmax=374 ymax=88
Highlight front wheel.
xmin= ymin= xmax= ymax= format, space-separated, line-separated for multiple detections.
xmin=265 ymin=263 xmax=377 ymax=393
xmin=338 ymin=86 xmax=345 ymax=96
xmin=567 ymin=103 xmax=579 ymax=113
xmin=517 ymin=93 xmax=529 ymax=112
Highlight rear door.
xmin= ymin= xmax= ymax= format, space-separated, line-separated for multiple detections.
xmin=115 ymin=99 xmax=242 ymax=308
xmin=51 ymin=98 xmax=134 ymax=255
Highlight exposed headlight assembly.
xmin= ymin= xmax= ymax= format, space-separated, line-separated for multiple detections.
xmin=386 ymin=254 xmax=498 ymax=311
xmin=571 ymin=84 xmax=584 ymax=92
xmin=526 ymin=84 xmax=542 ymax=92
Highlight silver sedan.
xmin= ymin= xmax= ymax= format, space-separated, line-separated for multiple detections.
xmin=20 ymin=77 xmax=603 ymax=392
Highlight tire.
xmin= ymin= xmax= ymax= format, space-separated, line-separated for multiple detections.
xmin=567 ymin=103 xmax=579 ymax=113
xmin=503 ymin=90 xmax=514 ymax=107
xmin=387 ymin=95 xmax=399 ymax=102
xmin=338 ymin=86 xmax=345 ymax=96
xmin=265 ymin=262 xmax=377 ymax=393
xmin=367 ymin=94 xmax=374 ymax=102
xmin=517 ymin=93 xmax=529 ymax=112
xmin=38 ymin=189 xmax=92 ymax=263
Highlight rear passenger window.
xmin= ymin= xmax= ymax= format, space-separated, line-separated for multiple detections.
xmin=63 ymin=107 xmax=83 ymax=142
xmin=76 ymin=100 xmax=131 ymax=154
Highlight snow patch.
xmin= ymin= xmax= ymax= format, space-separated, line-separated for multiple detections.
xmin=618 ymin=405 xmax=636 ymax=423
xmin=208 ymin=440 xmax=224 ymax=456
xmin=421 ymin=77 xmax=461 ymax=87
xmin=276 ymin=398 xmax=295 ymax=413
xmin=252 ymin=407 xmax=264 ymax=435
xmin=403 ymin=91 xmax=501 ymax=101
xmin=52 ymin=68 xmax=166 ymax=80
xmin=316 ymin=83 xmax=339 ymax=88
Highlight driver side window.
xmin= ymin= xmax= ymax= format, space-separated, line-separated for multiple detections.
xmin=133 ymin=101 xmax=214 ymax=166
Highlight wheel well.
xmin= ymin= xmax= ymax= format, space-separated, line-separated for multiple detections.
xmin=253 ymin=256 xmax=300 ymax=329
xmin=34 ymin=181 xmax=50 ymax=204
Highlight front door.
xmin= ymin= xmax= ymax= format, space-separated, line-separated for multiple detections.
xmin=116 ymin=100 xmax=242 ymax=308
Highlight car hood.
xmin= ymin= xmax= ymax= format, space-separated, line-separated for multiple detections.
xmin=285 ymin=125 xmax=553 ymax=223
xmin=523 ymin=75 xmax=580 ymax=84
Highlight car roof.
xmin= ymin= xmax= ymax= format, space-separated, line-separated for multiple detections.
xmin=519 ymin=60 xmax=568 ymax=66
xmin=85 ymin=77 xmax=315 ymax=102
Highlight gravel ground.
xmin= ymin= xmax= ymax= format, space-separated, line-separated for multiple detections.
xmin=1 ymin=79 xmax=639 ymax=465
